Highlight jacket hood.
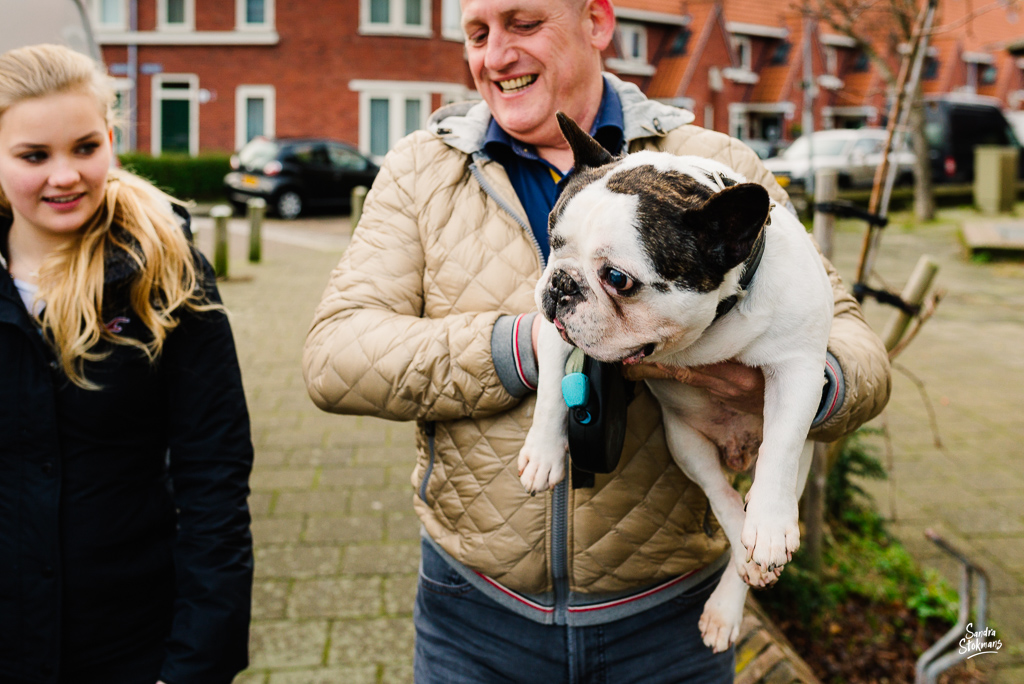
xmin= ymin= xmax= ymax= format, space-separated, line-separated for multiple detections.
xmin=428 ymin=73 xmax=695 ymax=156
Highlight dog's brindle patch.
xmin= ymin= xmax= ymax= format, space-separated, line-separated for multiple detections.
xmin=549 ymin=113 xmax=764 ymax=295
xmin=605 ymin=165 xmax=733 ymax=292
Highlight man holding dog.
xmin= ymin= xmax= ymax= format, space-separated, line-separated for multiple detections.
xmin=304 ymin=0 xmax=891 ymax=680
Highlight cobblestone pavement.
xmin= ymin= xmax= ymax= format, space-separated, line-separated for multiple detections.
xmin=190 ymin=205 xmax=1023 ymax=683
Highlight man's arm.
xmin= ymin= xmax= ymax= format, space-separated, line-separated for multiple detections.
xmin=807 ymin=253 xmax=891 ymax=441
xmin=710 ymin=135 xmax=891 ymax=440
xmin=303 ymin=134 xmax=524 ymax=422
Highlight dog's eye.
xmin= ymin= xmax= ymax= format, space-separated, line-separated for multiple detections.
xmin=603 ymin=268 xmax=635 ymax=293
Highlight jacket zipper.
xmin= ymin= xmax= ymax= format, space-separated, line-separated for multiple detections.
xmin=551 ymin=479 xmax=569 ymax=624
xmin=469 ymin=158 xmax=546 ymax=269
xmin=469 ymin=155 xmax=572 ymax=621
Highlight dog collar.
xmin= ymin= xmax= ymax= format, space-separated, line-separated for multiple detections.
xmin=713 ymin=219 xmax=767 ymax=322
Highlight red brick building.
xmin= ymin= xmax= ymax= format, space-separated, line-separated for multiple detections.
xmin=607 ymin=0 xmax=1024 ymax=145
xmin=94 ymin=0 xmax=473 ymax=157
xmin=92 ymin=0 xmax=1024 ymax=157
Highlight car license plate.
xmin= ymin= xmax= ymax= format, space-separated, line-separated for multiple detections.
xmin=241 ymin=174 xmax=259 ymax=187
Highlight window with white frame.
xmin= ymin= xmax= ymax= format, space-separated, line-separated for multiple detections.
xmin=361 ymin=0 xmax=431 ymax=37
xmin=237 ymin=0 xmax=275 ymax=30
xmin=704 ymin=104 xmax=715 ymax=132
xmin=825 ymin=46 xmax=838 ymax=76
xmin=731 ymin=35 xmax=752 ymax=71
xmin=981 ymin=64 xmax=998 ymax=86
xmin=92 ymin=0 xmax=127 ymax=30
xmin=966 ymin=62 xmax=979 ymax=91
xmin=617 ymin=22 xmax=648 ymax=64
xmin=157 ymin=0 xmax=195 ymax=31
xmin=728 ymin=107 xmax=749 ymax=139
xmin=235 ymin=85 xmax=276 ymax=151
xmin=357 ymin=88 xmax=429 ymax=158
xmin=151 ymin=74 xmax=199 ymax=156
xmin=441 ymin=0 xmax=463 ymax=41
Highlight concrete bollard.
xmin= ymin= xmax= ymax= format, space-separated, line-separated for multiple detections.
xmin=812 ymin=169 xmax=838 ymax=260
xmin=351 ymin=185 xmax=368 ymax=232
xmin=247 ymin=197 xmax=266 ymax=263
xmin=210 ymin=204 xmax=233 ymax=279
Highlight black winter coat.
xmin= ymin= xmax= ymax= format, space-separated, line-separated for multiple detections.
xmin=0 ymin=210 xmax=254 ymax=684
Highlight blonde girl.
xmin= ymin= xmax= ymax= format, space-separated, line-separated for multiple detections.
xmin=0 ymin=43 xmax=209 ymax=388
xmin=0 ymin=44 xmax=253 ymax=684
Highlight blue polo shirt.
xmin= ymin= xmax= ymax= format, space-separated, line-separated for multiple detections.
xmin=484 ymin=79 xmax=624 ymax=261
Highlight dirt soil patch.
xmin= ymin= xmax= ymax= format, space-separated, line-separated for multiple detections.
xmin=764 ymin=593 xmax=986 ymax=683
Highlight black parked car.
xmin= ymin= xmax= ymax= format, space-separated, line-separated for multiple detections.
xmin=224 ymin=137 xmax=379 ymax=219
xmin=923 ymin=95 xmax=1024 ymax=183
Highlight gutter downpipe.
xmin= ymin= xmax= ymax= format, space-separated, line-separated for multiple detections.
xmin=128 ymin=0 xmax=138 ymax=151
xmin=802 ymin=16 xmax=816 ymax=195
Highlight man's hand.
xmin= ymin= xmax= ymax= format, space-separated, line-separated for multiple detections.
xmin=622 ymin=360 xmax=765 ymax=415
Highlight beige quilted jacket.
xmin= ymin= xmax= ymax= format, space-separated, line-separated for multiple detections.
xmin=304 ymin=76 xmax=891 ymax=596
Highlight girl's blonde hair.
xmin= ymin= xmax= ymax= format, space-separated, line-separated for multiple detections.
xmin=0 ymin=44 xmax=212 ymax=389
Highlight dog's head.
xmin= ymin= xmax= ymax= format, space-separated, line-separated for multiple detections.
xmin=537 ymin=112 xmax=771 ymax=363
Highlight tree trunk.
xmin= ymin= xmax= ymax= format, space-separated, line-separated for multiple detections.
xmin=910 ymin=84 xmax=935 ymax=221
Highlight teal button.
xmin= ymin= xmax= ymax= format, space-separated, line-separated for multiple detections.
xmin=562 ymin=373 xmax=589 ymax=408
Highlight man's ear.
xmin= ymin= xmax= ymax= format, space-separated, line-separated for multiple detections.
xmin=697 ymin=183 xmax=770 ymax=270
xmin=556 ymin=111 xmax=613 ymax=169
xmin=587 ymin=0 xmax=616 ymax=50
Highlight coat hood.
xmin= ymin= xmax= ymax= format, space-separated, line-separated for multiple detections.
xmin=428 ymin=73 xmax=695 ymax=157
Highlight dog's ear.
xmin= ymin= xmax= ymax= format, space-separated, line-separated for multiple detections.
xmin=698 ymin=183 xmax=770 ymax=269
xmin=557 ymin=111 xmax=613 ymax=169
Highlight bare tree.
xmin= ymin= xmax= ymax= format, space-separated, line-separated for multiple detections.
xmin=801 ymin=0 xmax=937 ymax=218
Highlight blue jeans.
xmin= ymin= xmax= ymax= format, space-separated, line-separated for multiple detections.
xmin=414 ymin=540 xmax=734 ymax=684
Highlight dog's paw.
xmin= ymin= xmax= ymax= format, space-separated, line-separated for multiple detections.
xmin=733 ymin=551 xmax=783 ymax=588
xmin=699 ymin=571 xmax=747 ymax=653
xmin=740 ymin=487 xmax=800 ymax=572
xmin=517 ymin=437 xmax=567 ymax=494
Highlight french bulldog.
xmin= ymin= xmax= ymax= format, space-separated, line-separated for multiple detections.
xmin=517 ymin=113 xmax=834 ymax=652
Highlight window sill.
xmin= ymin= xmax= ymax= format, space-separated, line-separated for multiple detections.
xmin=604 ymin=58 xmax=656 ymax=77
xmin=96 ymin=30 xmax=280 ymax=46
xmin=236 ymin=23 xmax=277 ymax=33
xmin=358 ymin=24 xmax=432 ymax=39
xmin=723 ymin=67 xmax=760 ymax=85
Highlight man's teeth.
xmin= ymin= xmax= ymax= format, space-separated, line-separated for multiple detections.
xmin=499 ymin=75 xmax=536 ymax=93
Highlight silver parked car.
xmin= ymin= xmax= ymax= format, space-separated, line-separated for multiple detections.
xmin=763 ymin=128 xmax=915 ymax=189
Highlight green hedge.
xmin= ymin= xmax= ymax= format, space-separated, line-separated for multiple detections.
xmin=118 ymin=152 xmax=232 ymax=202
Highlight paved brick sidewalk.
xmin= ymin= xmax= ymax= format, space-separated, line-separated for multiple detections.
xmin=192 ymin=207 xmax=1023 ymax=682
xmin=829 ymin=212 xmax=1024 ymax=682
xmin=192 ymin=218 xmax=418 ymax=683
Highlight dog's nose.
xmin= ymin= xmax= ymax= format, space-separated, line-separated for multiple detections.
xmin=550 ymin=270 xmax=581 ymax=299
